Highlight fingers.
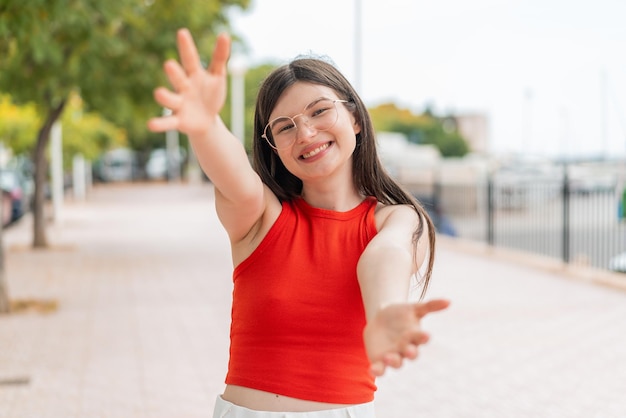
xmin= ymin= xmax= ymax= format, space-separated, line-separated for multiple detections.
xmin=414 ymin=298 xmax=451 ymax=318
xmin=147 ymin=114 xmax=178 ymax=133
xmin=163 ymin=59 xmax=190 ymax=94
xmin=369 ymin=355 xmax=403 ymax=377
xmin=208 ymin=32 xmax=231 ymax=76
xmin=369 ymin=347 xmax=420 ymax=377
xmin=176 ymin=28 xmax=230 ymax=77
xmin=148 ymin=87 xmax=182 ymax=133
xmin=368 ymin=333 xmax=428 ymax=377
xmin=383 ymin=352 xmax=403 ymax=368
xmin=409 ymin=330 xmax=430 ymax=347
xmin=403 ymin=343 xmax=419 ymax=360
xmin=365 ymin=300 xmax=449 ymax=377
xmin=370 ymin=361 xmax=386 ymax=377
xmin=153 ymin=87 xmax=182 ymax=111
xmin=176 ymin=28 xmax=203 ymax=75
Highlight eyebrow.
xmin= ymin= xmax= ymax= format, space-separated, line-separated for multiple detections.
xmin=271 ymin=97 xmax=333 ymax=120
xmin=303 ymin=97 xmax=328 ymax=109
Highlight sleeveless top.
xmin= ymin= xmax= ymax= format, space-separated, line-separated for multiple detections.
xmin=225 ymin=197 xmax=379 ymax=404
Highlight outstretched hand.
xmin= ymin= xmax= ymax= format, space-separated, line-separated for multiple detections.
xmin=147 ymin=29 xmax=231 ymax=137
xmin=363 ymin=299 xmax=450 ymax=377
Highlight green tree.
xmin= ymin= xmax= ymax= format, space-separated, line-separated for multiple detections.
xmin=61 ymin=92 xmax=128 ymax=168
xmin=0 ymin=92 xmax=128 ymax=168
xmin=369 ymin=102 xmax=469 ymax=158
xmin=0 ymin=94 xmax=40 ymax=154
xmin=0 ymin=0 xmax=249 ymax=248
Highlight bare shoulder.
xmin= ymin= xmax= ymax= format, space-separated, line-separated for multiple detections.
xmin=374 ymin=203 xmax=422 ymax=232
xmin=373 ymin=203 xmax=431 ymax=271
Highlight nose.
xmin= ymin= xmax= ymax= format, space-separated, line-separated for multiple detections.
xmin=294 ymin=115 xmax=317 ymax=141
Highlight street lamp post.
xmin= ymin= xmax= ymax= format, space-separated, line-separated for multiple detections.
xmin=229 ymin=55 xmax=247 ymax=144
xmin=50 ymin=121 xmax=63 ymax=222
xmin=162 ymin=108 xmax=181 ymax=181
xmin=354 ymin=0 xmax=362 ymax=93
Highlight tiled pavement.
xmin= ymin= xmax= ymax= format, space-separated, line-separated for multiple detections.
xmin=1 ymin=182 xmax=625 ymax=418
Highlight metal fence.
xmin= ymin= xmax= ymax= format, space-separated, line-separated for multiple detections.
xmin=407 ymin=161 xmax=626 ymax=274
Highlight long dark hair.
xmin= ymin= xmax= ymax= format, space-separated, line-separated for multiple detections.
xmin=252 ymin=58 xmax=435 ymax=297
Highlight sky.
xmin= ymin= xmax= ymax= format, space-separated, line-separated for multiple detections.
xmin=226 ymin=0 xmax=626 ymax=159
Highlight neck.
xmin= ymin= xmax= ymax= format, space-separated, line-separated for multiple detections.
xmin=300 ymin=179 xmax=364 ymax=212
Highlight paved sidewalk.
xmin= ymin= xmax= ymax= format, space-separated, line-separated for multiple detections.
xmin=1 ymin=183 xmax=625 ymax=418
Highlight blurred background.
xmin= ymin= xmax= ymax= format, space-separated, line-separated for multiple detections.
xmin=1 ymin=0 xmax=625 ymax=278
xmin=1 ymin=2 xmax=626 ymax=417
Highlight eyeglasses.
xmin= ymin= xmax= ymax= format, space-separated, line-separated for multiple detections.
xmin=262 ymin=98 xmax=348 ymax=150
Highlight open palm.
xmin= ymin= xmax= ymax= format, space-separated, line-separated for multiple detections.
xmin=148 ymin=29 xmax=230 ymax=138
xmin=364 ymin=299 xmax=450 ymax=376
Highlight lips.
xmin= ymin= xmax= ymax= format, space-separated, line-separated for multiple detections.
xmin=300 ymin=142 xmax=331 ymax=160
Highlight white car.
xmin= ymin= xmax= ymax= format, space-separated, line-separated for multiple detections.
xmin=145 ymin=148 xmax=186 ymax=180
xmin=609 ymin=252 xmax=626 ymax=273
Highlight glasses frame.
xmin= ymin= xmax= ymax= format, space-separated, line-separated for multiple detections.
xmin=261 ymin=98 xmax=349 ymax=150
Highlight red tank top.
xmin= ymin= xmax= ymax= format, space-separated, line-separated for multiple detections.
xmin=225 ymin=197 xmax=379 ymax=404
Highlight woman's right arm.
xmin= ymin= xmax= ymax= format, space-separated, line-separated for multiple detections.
xmin=147 ymin=29 xmax=268 ymax=243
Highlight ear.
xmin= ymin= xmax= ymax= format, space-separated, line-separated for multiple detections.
xmin=352 ymin=114 xmax=362 ymax=135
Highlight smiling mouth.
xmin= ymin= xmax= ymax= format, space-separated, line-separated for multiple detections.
xmin=301 ymin=142 xmax=331 ymax=159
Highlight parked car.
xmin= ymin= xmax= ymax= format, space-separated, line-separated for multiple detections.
xmin=145 ymin=148 xmax=169 ymax=180
xmin=145 ymin=148 xmax=186 ymax=180
xmin=93 ymin=148 xmax=139 ymax=182
xmin=1 ymin=189 xmax=12 ymax=227
xmin=609 ymin=252 xmax=626 ymax=273
xmin=414 ymin=195 xmax=457 ymax=237
xmin=0 ymin=167 xmax=33 ymax=226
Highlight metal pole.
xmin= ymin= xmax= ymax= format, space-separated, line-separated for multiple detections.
xmin=72 ymin=154 xmax=86 ymax=201
xmin=522 ymin=88 xmax=533 ymax=154
xmin=50 ymin=121 xmax=63 ymax=223
xmin=562 ymin=163 xmax=570 ymax=263
xmin=601 ymin=70 xmax=608 ymax=159
xmin=163 ymin=108 xmax=180 ymax=181
xmin=229 ymin=57 xmax=247 ymax=144
xmin=433 ymin=166 xmax=442 ymax=232
xmin=354 ymin=0 xmax=362 ymax=93
xmin=487 ymin=172 xmax=494 ymax=245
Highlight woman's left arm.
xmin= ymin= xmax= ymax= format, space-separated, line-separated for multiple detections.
xmin=357 ymin=204 xmax=449 ymax=376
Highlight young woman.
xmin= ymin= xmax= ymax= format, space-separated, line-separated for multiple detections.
xmin=148 ymin=28 xmax=449 ymax=418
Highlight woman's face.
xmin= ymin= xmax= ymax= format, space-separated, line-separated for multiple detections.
xmin=266 ymin=82 xmax=361 ymax=184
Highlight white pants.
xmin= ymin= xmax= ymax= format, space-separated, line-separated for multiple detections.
xmin=213 ymin=396 xmax=376 ymax=418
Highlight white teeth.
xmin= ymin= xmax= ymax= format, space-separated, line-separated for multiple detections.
xmin=302 ymin=143 xmax=330 ymax=159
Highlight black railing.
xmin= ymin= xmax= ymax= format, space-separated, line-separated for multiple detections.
xmin=409 ymin=162 xmax=626 ymax=274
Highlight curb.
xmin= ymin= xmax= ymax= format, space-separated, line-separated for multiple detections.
xmin=437 ymin=235 xmax=626 ymax=293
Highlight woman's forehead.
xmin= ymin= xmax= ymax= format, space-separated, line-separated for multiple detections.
xmin=269 ymin=83 xmax=338 ymax=119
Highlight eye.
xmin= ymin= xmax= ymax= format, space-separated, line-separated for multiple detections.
xmin=311 ymin=104 xmax=332 ymax=118
xmin=271 ymin=117 xmax=295 ymax=134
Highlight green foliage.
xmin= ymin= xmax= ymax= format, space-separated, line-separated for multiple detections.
xmin=0 ymin=94 xmax=40 ymax=155
xmin=0 ymin=0 xmax=250 ymax=247
xmin=0 ymin=92 xmax=127 ymax=169
xmin=369 ymin=102 xmax=469 ymax=158
xmin=60 ymin=93 xmax=127 ymax=169
xmin=0 ymin=0 xmax=250 ymax=143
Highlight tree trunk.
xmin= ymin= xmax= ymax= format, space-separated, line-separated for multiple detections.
xmin=32 ymin=100 xmax=67 ymax=248
xmin=0 ymin=192 xmax=9 ymax=314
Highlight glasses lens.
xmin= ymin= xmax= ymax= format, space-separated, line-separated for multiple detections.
xmin=268 ymin=117 xmax=296 ymax=148
xmin=265 ymin=99 xmax=340 ymax=149
xmin=304 ymin=99 xmax=339 ymax=132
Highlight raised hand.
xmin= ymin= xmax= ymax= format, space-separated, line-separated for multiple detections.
xmin=363 ymin=299 xmax=450 ymax=377
xmin=147 ymin=28 xmax=231 ymax=138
